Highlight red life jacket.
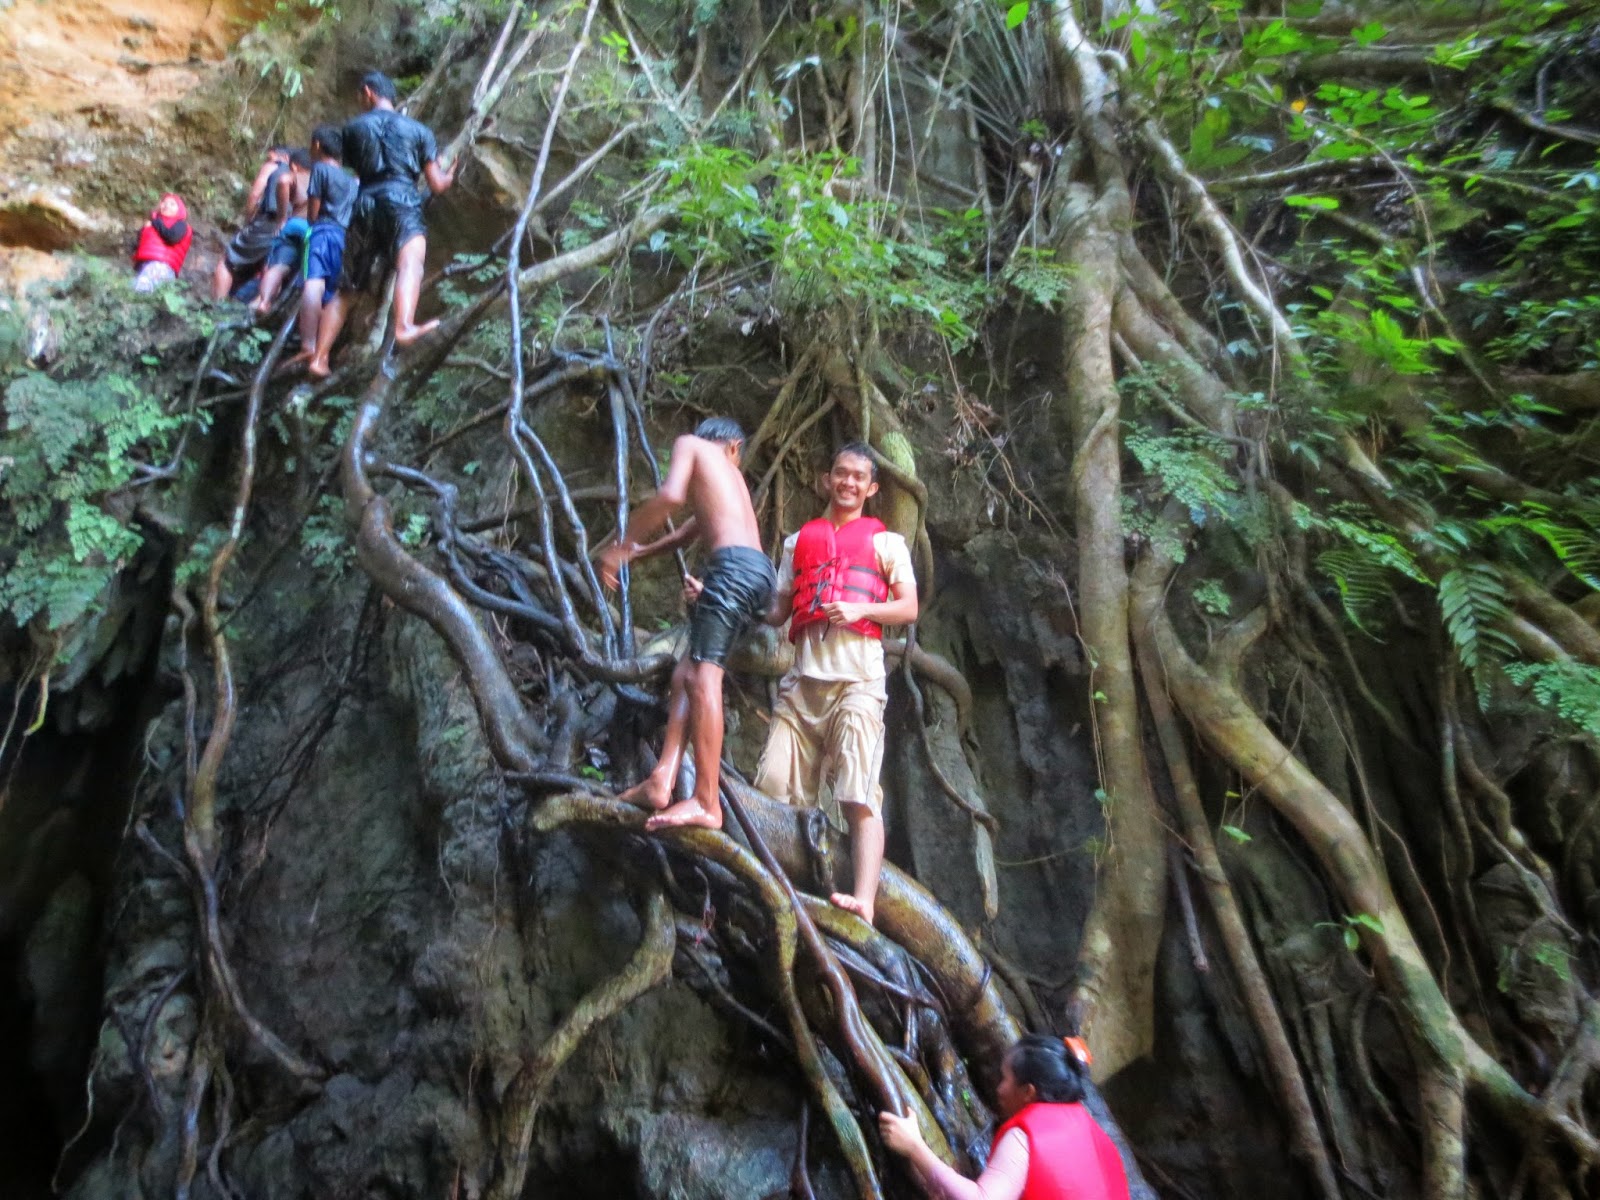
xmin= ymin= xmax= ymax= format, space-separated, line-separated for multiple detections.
xmin=991 ymin=1103 xmax=1131 ymax=1200
xmin=788 ymin=516 xmax=889 ymax=643
xmin=133 ymin=194 xmax=193 ymax=274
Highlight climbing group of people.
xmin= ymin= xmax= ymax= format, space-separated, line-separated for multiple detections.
xmin=131 ymin=70 xmax=452 ymax=377
xmin=598 ymin=426 xmax=1133 ymax=1198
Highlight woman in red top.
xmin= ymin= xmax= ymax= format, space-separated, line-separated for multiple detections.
xmin=879 ymin=1034 xmax=1131 ymax=1200
xmin=132 ymin=194 xmax=193 ymax=293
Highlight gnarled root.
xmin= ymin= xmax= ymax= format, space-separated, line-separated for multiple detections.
xmin=488 ymin=889 xmax=676 ymax=1200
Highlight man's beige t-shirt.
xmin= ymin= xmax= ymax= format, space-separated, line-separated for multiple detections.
xmin=774 ymin=529 xmax=915 ymax=682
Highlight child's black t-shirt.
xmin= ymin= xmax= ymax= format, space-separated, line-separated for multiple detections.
xmin=309 ymin=161 xmax=359 ymax=228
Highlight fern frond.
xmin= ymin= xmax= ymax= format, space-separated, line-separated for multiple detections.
xmin=1504 ymin=661 xmax=1600 ymax=740
xmin=1316 ymin=547 xmax=1393 ymax=636
xmin=1439 ymin=564 xmax=1520 ymax=699
xmin=1484 ymin=515 xmax=1600 ymax=592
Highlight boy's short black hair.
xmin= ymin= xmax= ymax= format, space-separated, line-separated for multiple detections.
xmin=289 ymin=148 xmax=312 ymax=170
xmin=311 ymin=124 xmax=343 ymax=161
xmin=694 ymin=417 xmax=745 ymax=447
xmin=360 ymin=71 xmax=399 ymax=102
xmin=270 ymin=145 xmax=292 ymax=159
xmin=833 ymin=440 xmax=878 ymax=480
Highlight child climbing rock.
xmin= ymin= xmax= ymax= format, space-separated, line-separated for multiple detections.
xmin=212 ymin=146 xmax=291 ymax=300
xmin=250 ymin=148 xmax=313 ymax=317
xmin=306 ymin=70 xmax=455 ymax=376
xmin=290 ymin=125 xmax=358 ymax=376
xmin=131 ymin=193 xmax=193 ymax=293
xmin=598 ymin=418 xmax=774 ymax=832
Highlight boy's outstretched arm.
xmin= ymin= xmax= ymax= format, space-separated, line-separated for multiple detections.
xmin=598 ymin=437 xmax=696 ymax=588
xmin=633 ymin=516 xmax=698 ymax=561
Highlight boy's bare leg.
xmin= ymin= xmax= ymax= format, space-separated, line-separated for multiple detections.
xmin=307 ymin=289 xmax=349 ymax=379
xmin=252 ymin=264 xmax=289 ymax=315
xmin=646 ymin=661 xmax=725 ymax=831
xmin=212 ymin=261 xmax=234 ymax=302
xmin=619 ymin=659 xmax=691 ymax=811
xmin=391 ymin=235 xmax=439 ymax=346
xmin=831 ymin=805 xmax=884 ymax=925
xmin=287 ymin=278 xmax=325 ymax=367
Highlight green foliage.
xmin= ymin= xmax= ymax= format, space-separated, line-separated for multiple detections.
xmin=1504 ymin=661 xmax=1600 ymax=740
xmin=1439 ymin=563 xmax=1519 ymax=695
xmin=1124 ymin=425 xmax=1239 ymax=526
xmin=1001 ymin=248 xmax=1076 ymax=310
xmin=1191 ymin=579 xmax=1232 ymax=617
xmin=0 ymin=371 xmax=180 ymax=628
xmin=655 ymin=145 xmax=982 ymax=343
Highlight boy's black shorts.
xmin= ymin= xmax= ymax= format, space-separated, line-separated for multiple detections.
xmin=342 ymin=186 xmax=428 ymax=292
xmin=688 ymin=547 xmax=776 ymax=667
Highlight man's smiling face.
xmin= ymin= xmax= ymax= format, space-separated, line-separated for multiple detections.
xmin=826 ymin=451 xmax=878 ymax=513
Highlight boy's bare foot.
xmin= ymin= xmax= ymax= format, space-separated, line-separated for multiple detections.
xmin=282 ymin=350 xmax=312 ymax=369
xmin=307 ymin=358 xmax=333 ymax=380
xmin=393 ymin=318 xmax=440 ymax=347
xmin=618 ymin=775 xmax=672 ymax=812
xmin=830 ymin=892 xmax=874 ymax=925
xmin=645 ymin=798 xmax=722 ymax=832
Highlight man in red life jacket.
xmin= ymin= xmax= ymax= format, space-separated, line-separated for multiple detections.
xmin=751 ymin=442 xmax=918 ymax=925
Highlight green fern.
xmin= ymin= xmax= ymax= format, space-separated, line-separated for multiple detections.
xmin=1316 ymin=547 xmax=1394 ymax=635
xmin=1504 ymin=661 xmax=1600 ymax=738
xmin=1439 ymin=564 xmax=1520 ymax=698
xmin=1483 ymin=514 xmax=1600 ymax=592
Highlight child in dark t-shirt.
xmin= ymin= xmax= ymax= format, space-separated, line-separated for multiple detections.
xmin=290 ymin=124 xmax=358 ymax=373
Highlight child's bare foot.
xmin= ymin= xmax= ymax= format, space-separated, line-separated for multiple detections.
xmin=306 ymin=357 xmax=333 ymax=380
xmin=282 ymin=350 xmax=312 ymax=370
xmin=830 ymin=892 xmax=874 ymax=925
xmin=618 ymin=774 xmax=672 ymax=812
xmin=645 ymin=797 xmax=722 ymax=832
xmin=393 ymin=318 xmax=440 ymax=347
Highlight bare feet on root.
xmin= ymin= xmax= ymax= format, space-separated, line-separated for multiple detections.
xmin=393 ymin=318 xmax=440 ymax=347
xmin=830 ymin=892 xmax=874 ymax=926
xmin=645 ymin=797 xmax=722 ymax=832
xmin=306 ymin=357 xmax=333 ymax=380
xmin=618 ymin=774 xmax=673 ymax=812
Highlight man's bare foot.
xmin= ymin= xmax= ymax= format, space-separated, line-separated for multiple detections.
xmin=618 ymin=774 xmax=673 ymax=812
xmin=645 ymin=798 xmax=722 ymax=832
xmin=393 ymin=318 xmax=440 ymax=347
xmin=830 ymin=892 xmax=875 ymax=925
xmin=307 ymin=358 xmax=333 ymax=380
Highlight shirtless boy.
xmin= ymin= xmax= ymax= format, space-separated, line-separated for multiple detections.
xmin=212 ymin=146 xmax=291 ymax=300
xmin=755 ymin=443 xmax=918 ymax=924
xmin=250 ymin=148 xmax=312 ymax=316
xmin=598 ymin=418 xmax=774 ymax=832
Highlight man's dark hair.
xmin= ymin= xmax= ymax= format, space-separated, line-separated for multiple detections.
xmin=833 ymin=440 xmax=879 ymax=481
xmin=695 ymin=416 xmax=745 ymax=447
xmin=289 ymin=148 xmax=312 ymax=170
xmin=311 ymin=124 xmax=343 ymax=161
xmin=360 ymin=71 xmax=399 ymax=102
xmin=1006 ymin=1034 xmax=1086 ymax=1105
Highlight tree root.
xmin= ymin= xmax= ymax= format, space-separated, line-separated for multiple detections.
xmin=488 ymin=889 xmax=676 ymax=1200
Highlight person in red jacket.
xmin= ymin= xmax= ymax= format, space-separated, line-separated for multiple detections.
xmin=880 ymin=1034 xmax=1132 ymax=1200
xmin=131 ymin=193 xmax=193 ymax=293
xmin=752 ymin=441 xmax=918 ymax=925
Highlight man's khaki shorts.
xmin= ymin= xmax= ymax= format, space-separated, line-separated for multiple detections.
xmin=753 ymin=674 xmax=887 ymax=824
